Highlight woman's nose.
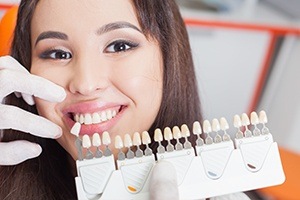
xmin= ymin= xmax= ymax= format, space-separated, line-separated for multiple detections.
xmin=68 ymin=58 xmax=110 ymax=96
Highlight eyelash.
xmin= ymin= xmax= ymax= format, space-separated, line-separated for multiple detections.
xmin=39 ymin=49 xmax=72 ymax=60
xmin=104 ymin=39 xmax=139 ymax=53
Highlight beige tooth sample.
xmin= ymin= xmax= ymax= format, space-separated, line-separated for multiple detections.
xmin=124 ymin=134 xmax=134 ymax=159
xmin=203 ymin=120 xmax=213 ymax=144
xmin=164 ymin=127 xmax=174 ymax=152
xmin=154 ymin=128 xmax=165 ymax=154
xmin=173 ymin=126 xmax=183 ymax=150
xmin=133 ymin=132 xmax=143 ymax=157
xmin=241 ymin=113 xmax=252 ymax=137
xmin=181 ymin=124 xmax=192 ymax=148
xmin=251 ymin=112 xmax=261 ymax=136
xmin=193 ymin=121 xmax=204 ymax=146
xmin=102 ymin=131 xmax=112 ymax=156
xmin=259 ymin=110 xmax=270 ymax=135
xmin=93 ymin=133 xmax=103 ymax=158
xmin=234 ymin=115 xmax=243 ymax=139
xmin=220 ymin=117 xmax=231 ymax=141
xmin=142 ymin=131 xmax=152 ymax=156
xmin=212 ymin=118 xmax=222 ymax=143
xmin=70 ymin=122 xmax=81 ymax=136
xmin=115 ymin=135 xmax=125 ymax=160
xmin=82 ymin=135 xmax=91 ymax=148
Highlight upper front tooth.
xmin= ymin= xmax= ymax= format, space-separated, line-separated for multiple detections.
xmin=106 ymin=110 xmax=112 ymax=120
xmin=84 ymin=114 xmax=92 ymax=125
xmin=100 ymin=112 xmax=108 ymax=122
xmin=92 ymin=113 xmax=101 ymax=123
xmin=79 ymin=114 xmax=84 ymax=124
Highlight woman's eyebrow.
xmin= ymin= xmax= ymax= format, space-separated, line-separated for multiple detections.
xmin=96 ymin=21 xmax=142 ymax=35
xmin=35 ymin=31 xmax=68 ymax=46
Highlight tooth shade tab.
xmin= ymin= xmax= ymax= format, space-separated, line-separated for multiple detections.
xmin=220 ymin=117 xmax=229 ymax=131
xmin=233 ymin=115 xmax=242 ymax=128
xmin=259 ymin=110 xmax=268 ymax=124
xmin=181 ymin=124 xmax=190 ymax=137
xmin=133 ymin=132 xmax=142 ymax=146
xmin=102 ymin=131 xmax=111 ymax=145
xmin=92 ymin=133 xmax=101 ymax=147
xmin=203 ymin=120 xmax=212 ymax=134
xmin=70 ymin=122 xmax=81 ymax=137
xmin=124 ymin=134 xmax=133 ymax=148
xmin=250 ymin=112 xmax=259 ymax=125
xmin=212 ymin=118 xmax=220 ymax=132
xmin=193 ymin=121 xmax=202 ymax=135
xmin=154 ymin=129 xmax=163 ymax=142
xmin=142 ymin=131 xmax=151 ymax=145
xmin=164 ymin=127 xmax=173 ymax=141
xmin=241 ymin=113 xmax=250 ymax=126
xmin=115 ymin=135 xmax=123 ymax=149
xmin=82 ymin=135 xmax=91 ymax=148
xmin=172 ymin=126 xmax=182 ymax=139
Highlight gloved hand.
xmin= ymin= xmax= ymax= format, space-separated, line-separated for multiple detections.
xmin=0 ymin=56 xmax=66 ymax=165
xmin=149 ymin=160 xmax=179 ymax=200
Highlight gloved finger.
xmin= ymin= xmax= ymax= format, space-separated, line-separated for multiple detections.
xmin=149 ymin=160 xmax=179 ymax=200
xmin=0 ymin=140 xmax=42 ymax=165
xmin=0 ymin=104 xmax=62 ymax=139
xmin=0 ymin=55 xmax=30 ymax=73
xmin=21 ymin=93 xmax=35 ymax=105
xmin=0 ymin=68 xmax=66 ymax=103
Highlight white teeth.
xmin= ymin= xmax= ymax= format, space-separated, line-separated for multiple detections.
xmin=220 ymin=117 xmax=229 ymax=130
xmin=92 ymin=133 xmax=101 ymax=147
xmin=142 ymin=131 xmax=151 ymax=144
xmin=102 ymin=131 xmax=111 ymax=145
xmin=164 ymin=127 xmax=173 ymax=141
xmin=133 ymin=132 xmax=141 ymax=146
xmin=233 ymin=115 xmax=242 ymax=128
xmin=259 ymin=110 xmax=268 ymax=124
xmin=115 ymin=135 xmax=123 ymax=149
xmin=70 ymin=122 xmax=81 ymax=137
xmin=241 ymin=113 xmax=250 ymax=126
xmin=73 ymin=109 xmax=118 ymax=124
xmin=181 ymin=124 xmax=190 ymax=137
xmin=154 ymin=129 xmax=163 ymax=142
xmin=172 ymin=126 xmax=181 ymax=139
xmin=250 ymin=112 xmax=259 ymax=125
xmin=193 ymin=121 xmax=202 ymax=135
xmin=82 ymin=135 xmax=91 ymax=148
xmin=124 ymin=134 xmax=133 ymax=147
xmin=212 ymin=118 xmax=220 ymax=132
xmin=203 ymin=120 xmax=212 ymax=133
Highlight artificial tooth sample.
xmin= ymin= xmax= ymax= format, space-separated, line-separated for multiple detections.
xmin=259 ymin=110 xmax=270 ymax=135
xmin=115 ymin=135 xmax=125 ymax=160
xmin=142 ymin=131 xmax=153 ymax=156
xmin=203 ymin=120 xmax=213 ymax=144
xmin=250 ymin=112 xmax=261 ymax=136
xmin=82 ymin=135 xmax=93 ymax=159
xmin=164 ymin=127 xmax=174 ymax=152
xmin=220 ymin=117 xmax=231 ymax=141
xmin=172 ymin=126 xmax=183 ymax=150
xmin=212 ymin=119 xmax=222 ymax=143
xmin=92 ymin=133 xmax=103 ymax=158
xmin=193 ymin=121 xmax=204 ymax=146
xmin=241 ymin=113 xmax=252 ymax=137
xmin=181 ymin=124 xmax=192 ymax=149
xmin=70 ymin=122 xmax=83 ymax=160
xmin=154 ymin=129 xmax=165 ymax=154
xmin=102 ymin=131 xmax=112 ymax=156
xmin=124 ymin=134 xmax=134 ymax=159
xmin=133 ymin=132 xmax=143 ymax=157
xmin=233 ymin=115 xmax=243 ymax=139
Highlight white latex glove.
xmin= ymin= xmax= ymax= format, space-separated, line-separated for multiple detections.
xmin=0 ymin=56 xmax=66 ymax=165
xmin=149 ymin=160 xmax=179 ymax=200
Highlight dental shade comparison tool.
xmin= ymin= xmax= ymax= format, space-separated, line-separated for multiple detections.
xmin=71 ymin=111 xmax=285 ymax=200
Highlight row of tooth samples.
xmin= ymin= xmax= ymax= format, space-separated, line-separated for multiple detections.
xmin=234 ymin=110 xmax=269 ymax=139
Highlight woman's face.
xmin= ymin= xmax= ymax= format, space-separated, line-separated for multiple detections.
xmin=30 ymin=0 xmax=163 ymax=159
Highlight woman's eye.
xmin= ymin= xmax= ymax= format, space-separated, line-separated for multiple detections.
xmin=105 ymin=40 xmax=138 ymax=53
xmin=40 ymin=49 xmax=72 ymax=60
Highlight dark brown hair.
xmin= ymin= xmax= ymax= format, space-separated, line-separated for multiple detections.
xmin=0 ymin=0 xmax=202 ymax=199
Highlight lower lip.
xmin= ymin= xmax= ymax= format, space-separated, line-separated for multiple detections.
xmin=64 ymin=107 xmax=126 ymax=136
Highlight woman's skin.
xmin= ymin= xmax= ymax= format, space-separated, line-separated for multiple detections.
xmin=30 ymin=0 xmax=163 ymax=160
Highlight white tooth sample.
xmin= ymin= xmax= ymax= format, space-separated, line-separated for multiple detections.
xmin=102 ymin=131 xmax=111 ymax=145
xmin=250 ymin=111 xmax=259 ymax=125
xmin=233 ymin=115 xmax=242 ymax=128
xmin=101 ymin=111 xmax=108 ymax=122
xmin=70 ymin=122 xmax=81 ymax=137
xmin=133 ymin=132 xmax=142 ymax=146
xmin=172 ymin=126 xmax=181 ymax=139
xmin=74 ymin=114 xmax=79 ymax=122
xmin=82 ymin=135 xmax=91 ymax=148
xmin=92 ymin=133 xmax=101 ymax=146
xmin=259 ymin=110 xmax=268 ymax=124
xmin=84 ymin=113 xmax=92 ymax=125
xmin=220 ymin=117 xmax=229 ymax=130
xmin=79 ymin=114 xmax=84 ymax=124
xmin=181 ymin=124 xmax=190 ymax=137
xmin=142 ymin=131 xmax=151 ymax=144
xmin=164 ymin=127 xmax=173 ymax=141
xmin=106 ymin=110 xmax=112 ymax=120
xmin=124 ymin=134 xmax=133 ymax=147
xmin=212 ymin=118 xmax=220 ymax=132
xmin=154 ymin=128 xmax=163 ymax=142
xmin=241 ymin=113 xmax=250 ymax=126
xmin=92 ymin=113 xmax=101 ymax=124
xmin=193 ymin=121 xmax=202 ymax=135
xmin=115 ymin=135 xmax=123 ymax=149
xmin=203 ymin=120 xmax=212 ymax=133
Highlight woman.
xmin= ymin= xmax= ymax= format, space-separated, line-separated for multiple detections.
xmin=0 ymin=0 xmax=249 ymax=199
